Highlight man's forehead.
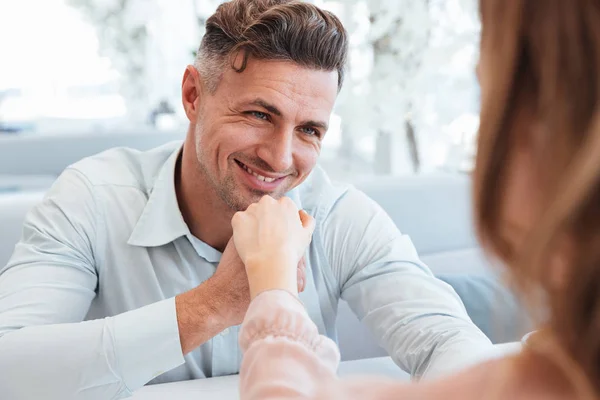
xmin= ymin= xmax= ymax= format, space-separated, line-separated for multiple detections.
xmin=224 ymin=66 xmax=336 ymax=112
xmin=223 ymin=59 xmax=338 ymax=97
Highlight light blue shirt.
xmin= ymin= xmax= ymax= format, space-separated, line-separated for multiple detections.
xmin=0 ymin=142 xmax=492 ymax=399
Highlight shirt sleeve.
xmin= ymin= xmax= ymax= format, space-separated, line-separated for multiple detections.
xmin=320 ymin=187 xmax=493 ymax=379
xmin=0 ymin=168 xmax=184 ymax=399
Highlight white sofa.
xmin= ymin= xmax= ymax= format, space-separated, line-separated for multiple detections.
xmin=0 ymin=172 xmax=527 ymax=361
xmin=0 ymin=131 xmax=184 ymax=176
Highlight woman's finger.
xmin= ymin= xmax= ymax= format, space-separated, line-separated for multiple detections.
xmin=299 ymin=210 xmax=315 ymax=235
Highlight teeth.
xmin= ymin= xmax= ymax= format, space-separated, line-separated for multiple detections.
xmin=241 ymin=163 xmax=276 ymax=183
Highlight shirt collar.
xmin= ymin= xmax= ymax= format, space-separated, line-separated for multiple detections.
xmin=127 ymin=145 xmax=306 ymax=248
xmin=128 ymin=146 xmax=190 ymax=247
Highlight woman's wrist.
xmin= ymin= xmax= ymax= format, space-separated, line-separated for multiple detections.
xmin=245 ymin=253 xmax=298 ymax=300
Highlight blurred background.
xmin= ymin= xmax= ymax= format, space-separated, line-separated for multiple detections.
xmin=0 ymin=0 xmax=480 ymax=181
xmin=1 ymin=1 xmax=531 ymax=348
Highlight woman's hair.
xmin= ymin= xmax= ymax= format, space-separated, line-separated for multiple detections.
xmin=474 ymin=0 xmax=600 ymax=396
xmin=194 ymin=0 xmax=348 ymax=93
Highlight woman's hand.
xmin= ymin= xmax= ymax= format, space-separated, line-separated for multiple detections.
xmin=231 ymin=195 xmax=315 ymax=299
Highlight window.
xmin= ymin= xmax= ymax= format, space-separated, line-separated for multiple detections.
xmin=1 ymin=0 xmax=480 ymax=179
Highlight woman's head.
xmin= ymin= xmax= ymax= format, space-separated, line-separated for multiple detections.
xmin=474 ymin=0 xmax=600 ymax=393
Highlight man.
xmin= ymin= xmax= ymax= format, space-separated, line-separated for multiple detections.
xmin=0 ymin=0 xmax=492 ymax=398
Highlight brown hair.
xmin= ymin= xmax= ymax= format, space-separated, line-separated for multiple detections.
xmin=195 ymin=0 xmax=348 ymax=92
xmin=474 ymin=0 xmax=600 ymax=396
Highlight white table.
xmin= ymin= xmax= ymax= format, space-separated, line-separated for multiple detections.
xmin=132 ymin=357 xmax=407 ymax=400
xmin=132 ymin=343 xmax=522 ymax=400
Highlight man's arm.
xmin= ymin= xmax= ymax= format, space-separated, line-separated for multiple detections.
xmin=0 ymin=169 xmax=236 ymax=399
xmin=176 ymin=238 xmax=253 ymax=354
xmin=320 ymin=188 xmax=493 ymax=379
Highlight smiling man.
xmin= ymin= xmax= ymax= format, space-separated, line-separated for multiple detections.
xmin=0 ymin=0 xmax=492 ymax=399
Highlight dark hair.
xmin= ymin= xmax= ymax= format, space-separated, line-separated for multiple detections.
xmin=475 ymin=0 xmax=600 ymax=397
xmin=195 ymin=0 xmax=348 ymax=92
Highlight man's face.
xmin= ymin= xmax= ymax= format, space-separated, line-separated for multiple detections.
xmin=190 ymin=58 xmax=338 ymax=211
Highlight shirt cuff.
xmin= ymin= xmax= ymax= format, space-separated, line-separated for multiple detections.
xmin=112 ymin=297 xmax=185 ymax=391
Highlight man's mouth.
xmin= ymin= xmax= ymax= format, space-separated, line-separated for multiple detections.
xmin=235 ymin=160 xmax=284 ymax=183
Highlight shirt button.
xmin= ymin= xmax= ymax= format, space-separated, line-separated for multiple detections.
xmin=220 ymin=328 xmax=230 ymax=336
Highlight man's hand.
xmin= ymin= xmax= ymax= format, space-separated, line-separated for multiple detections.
xmin=175 ymin=238 xmax=306 ymax=354
xmin=205 ymin=238 xmax=251 ymax=327
xmin=209 ymin=239 xmax=307 ymax=326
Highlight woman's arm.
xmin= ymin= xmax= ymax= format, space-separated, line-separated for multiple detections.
xmin=239 ymin=290 xmax=339 ymax=399
xmin=232 ymin=196 xmax=416 ymax=400
xmin=239 ymin=290 xmax=419 ymax=400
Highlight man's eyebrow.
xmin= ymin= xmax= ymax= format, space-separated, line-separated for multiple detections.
xmin=248 ymin=99 xmax=282 ymax=116
xmin=301 ymin=119 xmax=329 ymax=131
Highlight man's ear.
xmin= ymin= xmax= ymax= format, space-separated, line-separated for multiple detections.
xmin=181 ymin=65 xmax=204 ymax=123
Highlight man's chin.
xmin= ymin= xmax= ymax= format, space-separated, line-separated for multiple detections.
xmin=218 ymin=175 xmax=292 ymax=211
xmin=241 ymin=191 xmax=285 ymax=209
xmin=230 ymin=189 xmax=289 ymax=211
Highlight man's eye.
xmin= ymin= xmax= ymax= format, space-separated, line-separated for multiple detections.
xmin=301 ymin=127 xmax=319 ymax=137
xmin=249 ymin=111 xmax=269 ymax=121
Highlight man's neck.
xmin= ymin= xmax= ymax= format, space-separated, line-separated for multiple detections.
xmin=176 ymin=137 xmax=234 ymax=253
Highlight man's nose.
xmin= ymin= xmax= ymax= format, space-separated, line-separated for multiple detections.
xmin=256 ymin=128 xmax=294 ymax=172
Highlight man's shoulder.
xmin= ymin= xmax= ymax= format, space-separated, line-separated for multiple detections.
xmin=297 ymin=167 xmax=387 ymax=232
xmin=66 ymin=141 xmax=182 ymax=192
